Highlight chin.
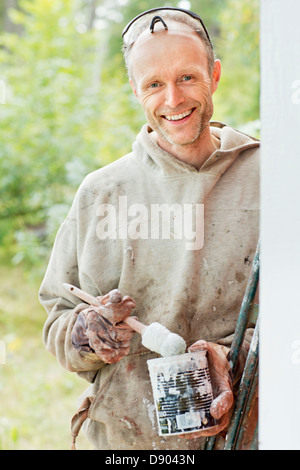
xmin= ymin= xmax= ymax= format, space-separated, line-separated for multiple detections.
xmin=163 ymin=130 xmax=204 ymax=147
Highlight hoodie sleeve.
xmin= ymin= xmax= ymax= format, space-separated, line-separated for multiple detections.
xmin=39 ymin=195 xmax=105 ymax=381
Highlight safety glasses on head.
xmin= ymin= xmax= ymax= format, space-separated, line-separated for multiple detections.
xmin=122 ymin=7 xmax=213 ymax=50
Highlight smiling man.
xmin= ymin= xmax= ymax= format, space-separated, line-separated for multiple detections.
xmin=39 ymin=8 xmax=260 ymax=451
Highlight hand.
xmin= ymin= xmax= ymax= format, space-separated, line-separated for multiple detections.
xmin=180 ymin=340 xmax=234 ymax=438
xmin=71 ymin=289 xmax=136 ymax=364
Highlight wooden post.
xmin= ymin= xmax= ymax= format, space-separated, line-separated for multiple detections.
xmin=260 ymin=0 xmax=300 ymax=450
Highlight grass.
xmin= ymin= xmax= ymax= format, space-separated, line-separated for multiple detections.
xmin=0 ymin=263 xmax=93 ymax=450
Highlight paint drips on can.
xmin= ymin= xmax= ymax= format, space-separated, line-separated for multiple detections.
xmin=147 ymin=351 xmax=217 ymax=436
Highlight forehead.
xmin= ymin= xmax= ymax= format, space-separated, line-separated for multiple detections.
xmin=130 ymin=27 xmax=208 ymax=77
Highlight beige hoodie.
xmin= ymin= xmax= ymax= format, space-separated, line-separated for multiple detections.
xmin=39 ymin=122 xmax=260 ymax=450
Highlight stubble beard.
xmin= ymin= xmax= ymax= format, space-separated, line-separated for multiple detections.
xmin=148 ymin=98 xmax=214 ymax=149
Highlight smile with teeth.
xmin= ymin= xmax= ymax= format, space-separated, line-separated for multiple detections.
xmin=163 ymin=109 xmax=194 ymax=121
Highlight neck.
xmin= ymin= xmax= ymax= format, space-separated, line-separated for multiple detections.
xmin=155 ymin=125 xmax=220 ymax=169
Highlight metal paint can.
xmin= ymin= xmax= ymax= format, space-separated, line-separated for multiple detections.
xmin=147 ymin=351 xmax=217 ymax=436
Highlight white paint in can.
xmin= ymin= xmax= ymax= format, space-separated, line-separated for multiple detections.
xmin=147 ymin=351 xmax=217 ymax=436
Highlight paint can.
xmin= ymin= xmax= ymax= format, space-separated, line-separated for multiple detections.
xmin=147 ymin=351 xmax=217 ymax=436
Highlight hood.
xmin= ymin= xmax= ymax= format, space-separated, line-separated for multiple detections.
xmin=133 ymin=121 xmax=260 ymax=178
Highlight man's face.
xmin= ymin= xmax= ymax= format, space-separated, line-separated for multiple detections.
xmin=129 ymin=26 xmax=220 ymax=150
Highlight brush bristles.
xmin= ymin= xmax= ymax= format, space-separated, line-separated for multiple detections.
xmin=159 ymin=333 xmax=187 ymax=357
xmin=142 ymin=322 xmax=186 ymax=357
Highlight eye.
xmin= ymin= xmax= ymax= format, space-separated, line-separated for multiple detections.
xmin=182 ymin=75 xmax=193 ymax=82
xmin=149 ymin=82 xmax=160 ymax=89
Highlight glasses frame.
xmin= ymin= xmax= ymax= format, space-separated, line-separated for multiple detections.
xmin=122 ymin=7 xmax=213 ymax=49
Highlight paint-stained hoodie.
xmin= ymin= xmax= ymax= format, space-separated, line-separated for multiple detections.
xmin=39 ymin=122 xmax=260 ymax=450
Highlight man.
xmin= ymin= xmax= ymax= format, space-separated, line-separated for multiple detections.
xmin=39 ymin=8 xmax=259 ymax=450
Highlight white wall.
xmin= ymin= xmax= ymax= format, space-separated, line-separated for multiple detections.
xmin=260 ymin=0 xmax=300 ymax=450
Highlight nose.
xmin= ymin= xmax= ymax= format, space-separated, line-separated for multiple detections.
xmin=164 ymin=83 xmax=185 ymax=109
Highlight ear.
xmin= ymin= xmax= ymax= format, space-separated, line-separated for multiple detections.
xmin=211 ymin=59 xmax=221 ymax=95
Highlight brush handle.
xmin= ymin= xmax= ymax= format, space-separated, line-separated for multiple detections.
xmin=63 ymin=283 xmax=146 ymax=335
xmin=63 ymin=283 xmax=101 ymax=306
xmin=122 ymin=315 xmax=145 ymax=335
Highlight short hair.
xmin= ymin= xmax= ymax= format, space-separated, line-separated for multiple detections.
xmin=122 ymin=10 xmax=215 ymax=81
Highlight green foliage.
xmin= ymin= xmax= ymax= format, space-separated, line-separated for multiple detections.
xmin=213 ymin=0 xmax=260 ymax=132
xmin=0 ymin=0 xmax=103 ymax=266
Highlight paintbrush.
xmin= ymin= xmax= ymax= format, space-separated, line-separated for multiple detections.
xmin=63 ymin=283 xmax=186 ymax=357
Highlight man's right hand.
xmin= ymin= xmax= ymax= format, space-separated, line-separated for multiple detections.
xmin=71 ymin=290 xmax=136 ymax=364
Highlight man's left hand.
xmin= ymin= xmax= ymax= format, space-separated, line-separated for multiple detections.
xmin=180 ymin=340 xmax=234 ymax=438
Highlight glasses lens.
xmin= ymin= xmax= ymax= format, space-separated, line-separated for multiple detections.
xmin=122 ymin=7 xmax=212 ymax=49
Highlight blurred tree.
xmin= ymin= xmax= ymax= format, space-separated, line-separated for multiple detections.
xmin=0 ymin=0 xmax=22 ymax=34
xmin=213 ymin=0 xmax=260 ymax=133
xmin=0 ymin=0 xmax=105 ymax=265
